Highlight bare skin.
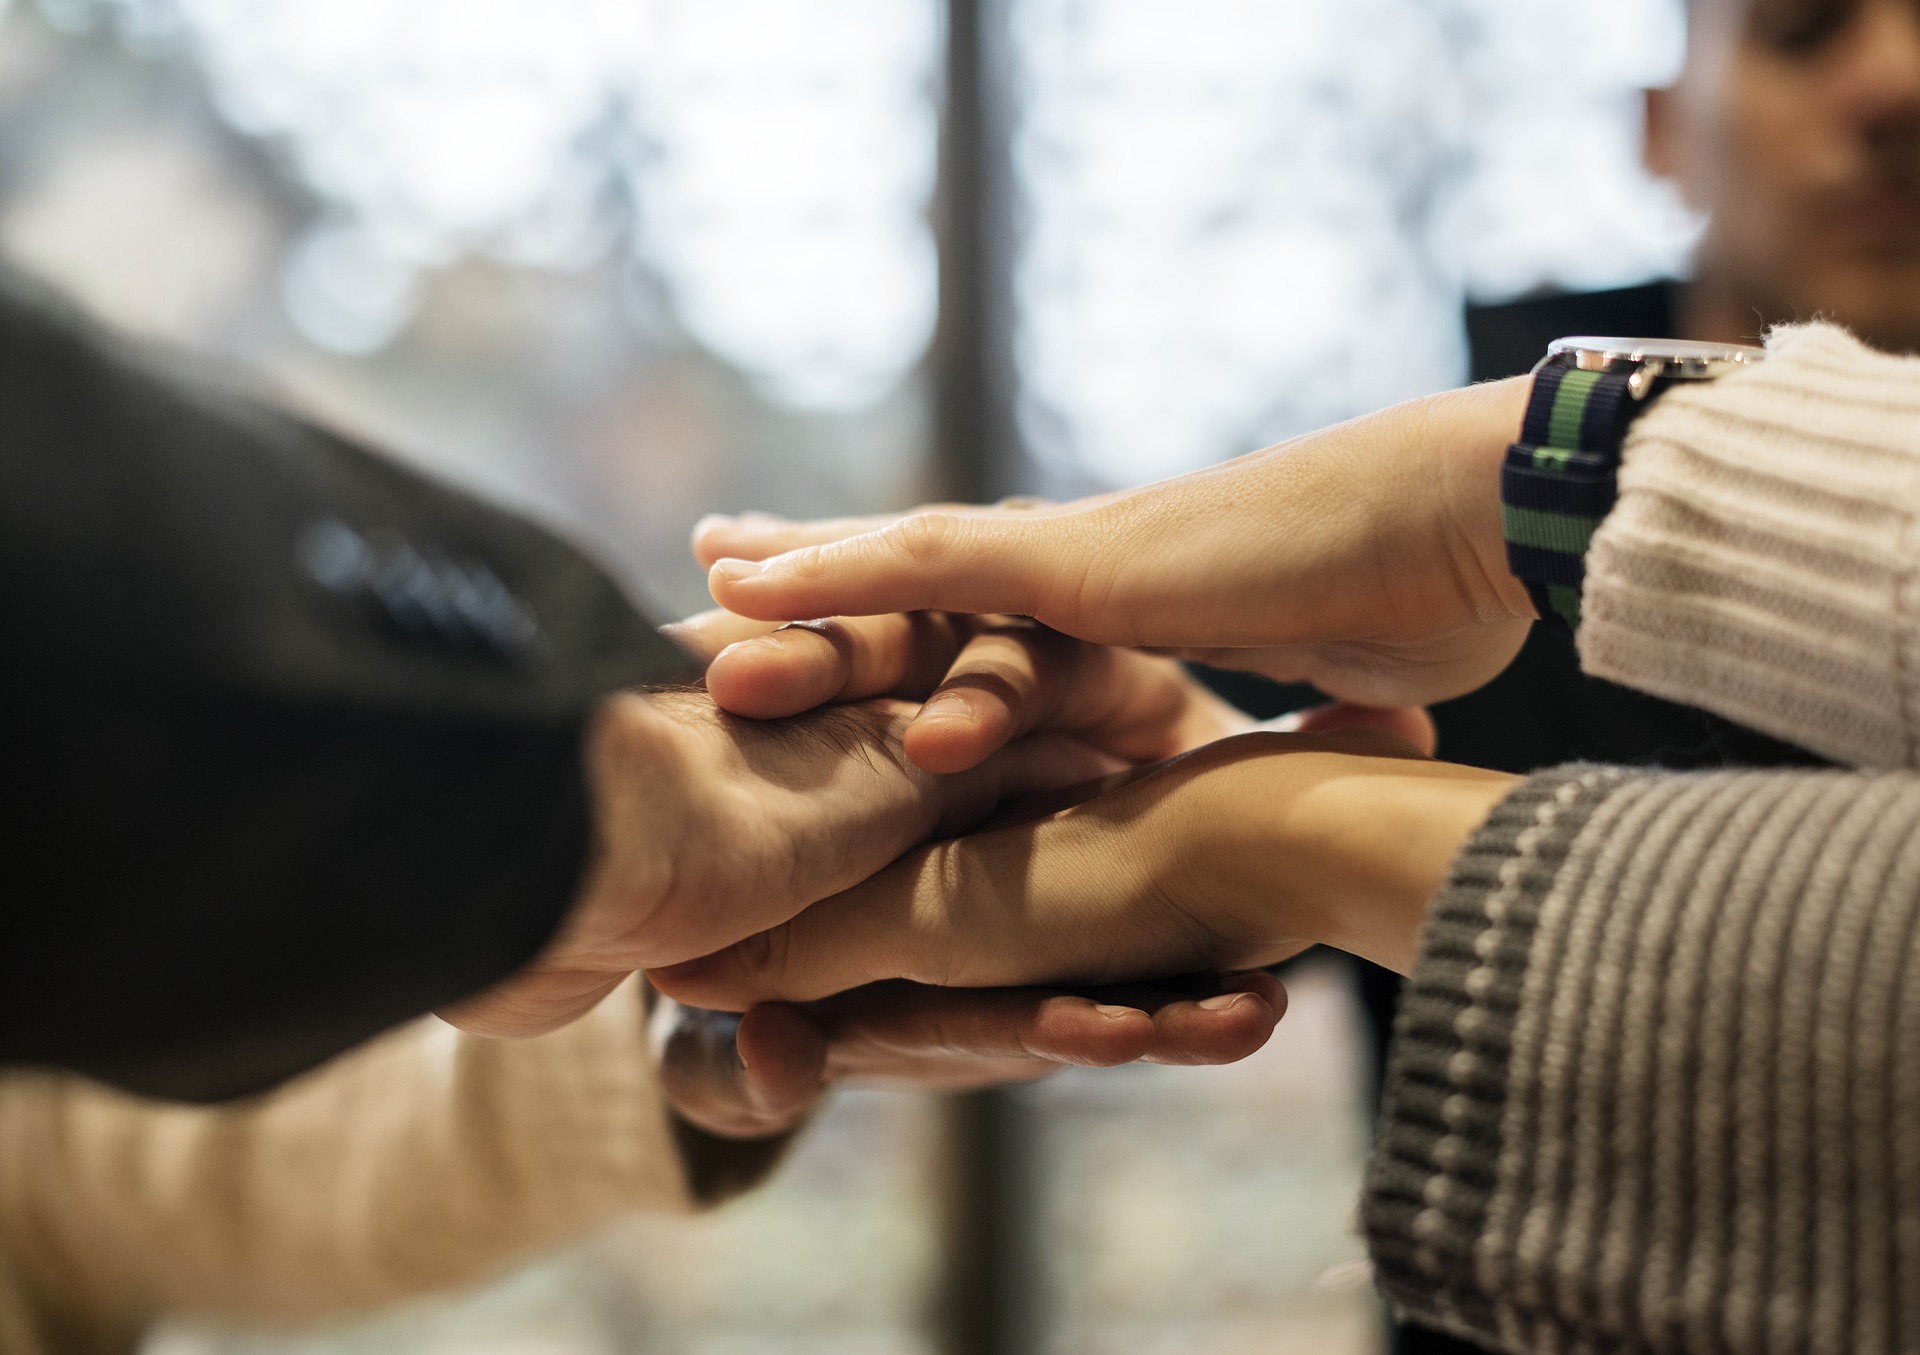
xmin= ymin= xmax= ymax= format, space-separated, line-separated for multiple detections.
xmin=676 ymin=605 xmax=1256 ymax=774
xmin=700 ymin=377 xmax=1536 ymax=714
xmin=635 ymin=609 xmax=1434 ymax=1137
xmin=650 ymin=729 xmax=1517 ymax=1014
xmin=668 ymin=385 xmax=1534 ymax=1029
xmin=438 ymin=689 xmax=1130 ymax=1039
xmin=443 ymin=606 xmax=1317 ymax=1139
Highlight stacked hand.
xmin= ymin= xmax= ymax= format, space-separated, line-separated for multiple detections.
xmin=646 ymin=381 xmax=1541 ymax=1123
xmin=442 ymin=606 xmax=1297 ymax=1139
xmin=694 ymin=377 xmax=1537 ymax=709
xmin=460 ymin=378 xmax=1537 ymax=1141
xmin=633 ymin=613 xmax=1482 ymax=1139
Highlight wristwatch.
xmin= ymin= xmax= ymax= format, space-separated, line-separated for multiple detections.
xmin=1502 ymin=336 xmax=1765 ymax=631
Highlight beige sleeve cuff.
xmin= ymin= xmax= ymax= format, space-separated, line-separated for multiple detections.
xmin=0 ymin=977 xmax=739 ymax=1338
xmin=1578 ymin=322 xmax=1920 ymax=768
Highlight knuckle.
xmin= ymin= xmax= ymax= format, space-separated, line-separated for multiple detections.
xmin=938 ymin=667 xmax=1027 ymax=730
xmin=726 ymin=925 xmax=784 ymax=987
xmin=885 ymin=512 xmax=959 ymax=570
xmin=755 ymin=923 xmax=809 ymax=995
xmin=910 ymin=843 xmax=974 ymax=988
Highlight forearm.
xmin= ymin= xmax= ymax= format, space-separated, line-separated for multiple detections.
xmin=1366 ymin=764 xmax=1920 ymax=1355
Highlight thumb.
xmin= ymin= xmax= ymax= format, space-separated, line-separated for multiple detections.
xmin=707 ymin=509 xmax=1080 ymax=626
xmin=651 ymin=999 xmax=828 ymax=1138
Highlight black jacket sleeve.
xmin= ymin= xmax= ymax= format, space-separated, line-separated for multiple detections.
xmin=0 ymin=271 xmax=696 ymax=1102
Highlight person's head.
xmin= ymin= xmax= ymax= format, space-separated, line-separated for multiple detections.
xmin=1647 ymin=0 xmax=1920 ymax=351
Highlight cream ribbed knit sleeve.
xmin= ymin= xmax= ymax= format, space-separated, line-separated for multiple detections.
xmin=1579 ymin=323 xmax=1920 ymax=767
xmin=0 ymin=978 xmax=787 ymax=1355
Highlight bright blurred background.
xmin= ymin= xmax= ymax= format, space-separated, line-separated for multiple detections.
xmin=0 ymin=0 xmax=1690 ymax=1350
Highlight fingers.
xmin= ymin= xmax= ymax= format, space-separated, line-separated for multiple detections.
xmin=708 ymin=508 xmax=1074 ymax=626
xmin=1135 ymin=970 xmax=1287 ymax=1065
xmin=1063 ymin=970 xmax=1287 ymax=1066
xmin=691 ymin=499 xmax=1060 ymax=569
xmin=657 ymin=974 xmax=1286 ymax=1139
xmin=901 ymin=621 xmax=1086 ymax=773
xmin=707 ymin=610 xmax=1212 ymax=778
xmin=662 ymin=609 xmax=1020 ymax=733
xmin=906 ymin=633 xmax=1232 ymax=774
xmin=659 ymin=608 xmax=783 ymax=668
xmin=586 ymin=689 xmax=1123 ymax=973
xmin=653 ymin=999 xmax=829 ymax=1139
xmin=814 ymin=982 xmax=1153 ymax=1077
xmin=704 ymin=612 xmax=975 ymax=719
xmin=819 ymin=974 xmax=1284 ymax=1076
xmin=693 ymin=510 xmax=926 ymax=567
xmin=1272 ymin=702 xmax=1438 ymax=757
xmin=699 ymin=610 xmax=1228 ymax=783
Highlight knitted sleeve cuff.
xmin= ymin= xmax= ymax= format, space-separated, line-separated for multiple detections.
xmin=1363 ymin=765 xmax=1632 ymax=1348
xmin=1578 ymin=322 xmax=1920 ymax=768
xmin=1366 ymin=759 xmax=1920 ymax=1355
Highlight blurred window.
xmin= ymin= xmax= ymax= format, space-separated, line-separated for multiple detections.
xmin=1012 ymin=0 xmax=1692 ymax=487
xmin=0 ymin=0 xmax=940 ymax=614
xmin=0 ymin=1 xmax=1684 ymax=1352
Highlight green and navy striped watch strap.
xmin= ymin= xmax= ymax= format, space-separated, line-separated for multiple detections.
xmin=1502 ymin=356 xmax=1641 ymax=631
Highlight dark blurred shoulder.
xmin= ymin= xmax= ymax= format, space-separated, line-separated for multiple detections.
xmin=1465 ymin=280 xmax=1679 ymax=382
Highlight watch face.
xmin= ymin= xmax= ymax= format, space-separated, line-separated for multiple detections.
xmin=1546 ymin=335 xmax=1766 ymax=380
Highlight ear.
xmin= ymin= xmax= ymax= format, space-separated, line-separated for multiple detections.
xmin=1644 ymin=85 xmax=1678 ymax=181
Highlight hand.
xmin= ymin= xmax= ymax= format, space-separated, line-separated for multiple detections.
xmin=696 ymin=378 xmax=1537 ymax=708
xmin=654 ymin=972 xmax=1285 ymax=1139
xmin=671 ymin=607 xmax=1436 ymax=770
xmin=668 ymin=606 xmax=1256 ymax=773
xmin=649 ymin=729 xmax=1518 ymax=1012
xmin=439 ymin=690 xmax=1116 ymax=1038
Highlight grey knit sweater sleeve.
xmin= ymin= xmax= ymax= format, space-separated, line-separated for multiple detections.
xmin=1365 ymin=764 xmax=1920 ymax=1355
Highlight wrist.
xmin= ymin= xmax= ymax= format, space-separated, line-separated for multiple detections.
xmin=1197 ymin=738 xmax=1518 ymax=976
xmin=1304 ymin=763 xmax=1517 ymax=974
xmin=1427 ymin=375 xmax=1537 ymax=623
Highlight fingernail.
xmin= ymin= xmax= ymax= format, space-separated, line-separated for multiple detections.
xmin=1198 ymin=993 xmax=1247 ymax=1012
xmin=711 ymin=558 xmax=768 ymax=583
xmin=1094 ymin=1004 xmax=1138 ymax=1020
xmin=693 ymin=514 xmax=735 ymax=535
xmin=918 ymin=692 xmax=973 ymax=723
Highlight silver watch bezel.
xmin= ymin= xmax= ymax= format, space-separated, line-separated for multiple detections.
xmin=1540 ymin=336 xmax=1767 ymax=401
